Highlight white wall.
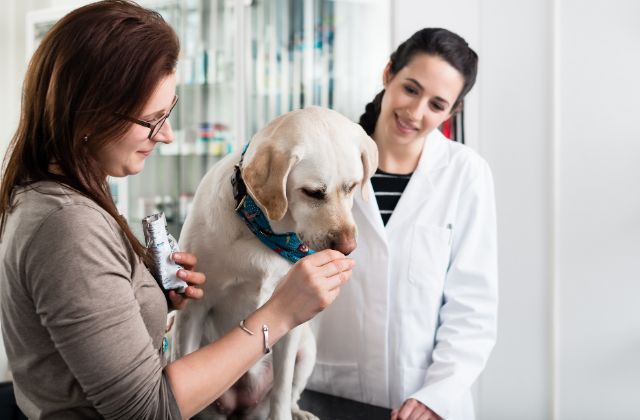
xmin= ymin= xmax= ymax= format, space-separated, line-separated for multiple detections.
xmin=0 ymin=0 xmax=60 ymax=154
xmin=477 ymin=1 xmax=554 ymax=418
xmin=395 ymin=0 xmax=640 ymax=419
xmin=0 ymin=0 xmax=94 ymax=157
xmin=556 ymin=1 xmax=640 ymax=419
xmin=332 ymin=0 xmax=391 ymax=122
xmin=0 ymin=0 xmax=23 ymax=165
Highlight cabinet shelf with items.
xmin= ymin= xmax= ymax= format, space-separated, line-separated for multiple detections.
xmin=27 ymin=0 xmax=390 ymax=240
xmin=125 ymin=0 xmax=238 ymax=239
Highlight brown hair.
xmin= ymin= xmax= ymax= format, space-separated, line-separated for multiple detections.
xmin=0 ymin=0 xmax=179 ymax=260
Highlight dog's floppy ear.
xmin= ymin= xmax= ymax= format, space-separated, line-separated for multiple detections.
xmin=242 ymin=143 xmax=300 ymax=221
xmin=359 ymin=133 xmax=379 ymax=201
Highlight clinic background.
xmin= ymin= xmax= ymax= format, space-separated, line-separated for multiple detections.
xmin=0 ymin=1 xmax=638 ymax=419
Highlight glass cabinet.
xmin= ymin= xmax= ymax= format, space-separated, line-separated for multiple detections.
xmin=27 ymin=0 xmax=390 ymax=240
xmin=126 ymin=0 xmax=240 ymax=239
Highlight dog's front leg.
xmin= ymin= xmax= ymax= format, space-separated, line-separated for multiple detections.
xmin=268 ymin=326 xmax=301 ymax=420
xmin=290 ymin=323 xmax=317 ymax=419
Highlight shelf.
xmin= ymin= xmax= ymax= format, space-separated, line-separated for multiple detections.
xmin=177 ymin=81 xmax=234 ymax=88
xmin=156 ymin=141 xmax=232 ymax=157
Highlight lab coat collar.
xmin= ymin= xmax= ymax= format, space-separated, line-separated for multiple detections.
xmin=356 ymin=181 xmax=387 ymax=243
xmin=355 ymin=129 xmax=451 ymax=237
xmin=386 ymin=129 xmax=450 ymax=232
xmin=413 ymin=128 xmax=450 ymax=177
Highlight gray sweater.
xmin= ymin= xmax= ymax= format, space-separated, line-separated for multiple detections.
xmin=0 ymin=181 xmax=181 ymax=419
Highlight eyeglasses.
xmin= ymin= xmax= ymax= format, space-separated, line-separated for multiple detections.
xmin=115 ymin=95 xmax=179 ymax=140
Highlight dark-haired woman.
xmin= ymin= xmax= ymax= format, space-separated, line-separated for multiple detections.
xmin=0 ymin=1 xmax=352 ymax=418
xmin=308 ymin=28 xmax=498 ymax=420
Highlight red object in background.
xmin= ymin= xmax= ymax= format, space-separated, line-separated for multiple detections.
xmin=439 ymin=107 xmax=465 ymax=144
xmin=441 ymin=117 xmax=452 ymax=139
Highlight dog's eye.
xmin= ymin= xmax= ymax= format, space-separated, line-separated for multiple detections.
xmin=346 ymin=183 xmax=357 ymax=194
xmin=302 ymin=188 xmax=326 ymax=200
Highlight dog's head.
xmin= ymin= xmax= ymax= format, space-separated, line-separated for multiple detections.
xmin=241 ymin=107 xmax=378 ymax=255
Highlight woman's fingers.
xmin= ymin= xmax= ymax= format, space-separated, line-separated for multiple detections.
xmin=393 ymin=399 xmax=439 ymax=420
xmin=173 ymin=252 xmax=206 ymax=299
xmin=323 ymin=266 xmax=353 ymax=290
xmin=167 ymin=291 xmax=186 ymax=310
xmin=166 ymin=252 xmax=206 ymax=311
xmin=168 ymin=285 xmax=204 ymax=311
xmin=297 ymin=249 xmax=355 ymax=279
xmin=396 ymin=399 xmax=418 ymax=420
xmin=172 ymin=252 xmax=197 ymax=270
xmin=301 ymin=249 xmax=346 ymax=266
xmin=177 ymin=268 xmax=206 ymax=286
xmin=320 ymin=257 xmax=355 ymax=279
xmin=183 ymin=285 xmax=204 ymax=300
xmin=294 ymin=249 xmax=355 ymax=292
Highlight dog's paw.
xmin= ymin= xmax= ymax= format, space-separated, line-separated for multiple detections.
xmin=292 ymin=408 xmax=320 ymax=420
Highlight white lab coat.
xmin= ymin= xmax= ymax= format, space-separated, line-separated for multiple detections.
xmin=308 ymin=129 xmax=498 ymax=420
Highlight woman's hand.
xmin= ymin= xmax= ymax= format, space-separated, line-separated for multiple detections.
xmin=391 ymin=399 xmax=441 ymax=420
xmin=268 ymin=249 xmax=355 ymax=329
xmin=168 ymin=252 xmax=206 ymax=310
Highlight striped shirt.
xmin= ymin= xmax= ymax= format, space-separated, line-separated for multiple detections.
xmin=370 ymin=168 xmax=413 ymax=225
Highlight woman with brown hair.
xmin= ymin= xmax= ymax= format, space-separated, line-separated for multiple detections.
xmin=0 ymin=1 xmax=353 ymax=418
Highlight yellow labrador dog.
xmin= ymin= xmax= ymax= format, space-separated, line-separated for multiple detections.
xmin=174 ymin=107 xmax=378 ymax=419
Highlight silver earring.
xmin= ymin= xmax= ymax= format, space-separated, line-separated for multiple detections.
xmin=82 ymin=135 xmax=89 ymax=143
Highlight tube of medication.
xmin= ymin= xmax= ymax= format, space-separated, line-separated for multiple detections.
xmin=142 ymin=212 xmax=188 ymax=293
